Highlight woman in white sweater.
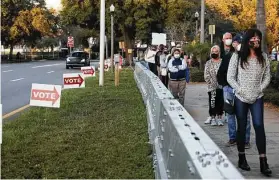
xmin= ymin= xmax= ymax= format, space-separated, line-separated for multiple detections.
xmin=227 ymin=28 xmax=272 ymax=176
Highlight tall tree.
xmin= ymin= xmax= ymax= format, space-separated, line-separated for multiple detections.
xmin=206 ymin=0 xmax=279 ymax=51
xmin=257 ymin=0 xmax=267 ymax=53
xmin=1 ymin=0 xmax=57 ymax=59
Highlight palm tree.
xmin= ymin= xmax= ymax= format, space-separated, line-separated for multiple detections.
xmin=256 ymin=0 xmax=268 ymax=53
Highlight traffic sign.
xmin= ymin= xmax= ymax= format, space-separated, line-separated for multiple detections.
xmin=81 ymin=66 xmax=96 ymax=77
xmin=67 ymin=36 xmax=74 ymax=47
xmin=63 ymin=73 xmax=85 ymax=89
xmin=119 ymin=41 xmax=125 ymax=49
xmin=209 ymin=25 xmax=215 ymax=35
xmin=30 ymin=84 xmax=61 ymax=108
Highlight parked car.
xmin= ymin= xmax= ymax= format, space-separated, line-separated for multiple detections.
xmin=66 ymin=51 xmax=90 ymax=69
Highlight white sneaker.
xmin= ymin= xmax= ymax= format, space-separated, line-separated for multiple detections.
xmin=204 ymin=117 xmax=212 ymax=124
xmin=217 ymin=119 xmax=224 ymax=126
xmin=211 ymin=118 xmax=217 ymax=126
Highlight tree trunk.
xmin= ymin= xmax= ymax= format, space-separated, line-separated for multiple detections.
xmin=256 ymin=0 xmax=268 ymax=53
xmin=9 ymin=44 xmax=14 ymax=60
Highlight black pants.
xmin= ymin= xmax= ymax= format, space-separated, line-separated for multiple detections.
xmin=208 ymin=89 xmax=224 ymax=117
xmin=148 ymin=62 xmax=158 ymax=76
xmin=235 ymin=96 xmax=266 ymax=154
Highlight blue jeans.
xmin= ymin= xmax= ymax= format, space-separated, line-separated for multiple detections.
xmin=223 ymin=86 xmax=251 ymax=143
xmin=234 ymin=96 xmax=266 ymax=154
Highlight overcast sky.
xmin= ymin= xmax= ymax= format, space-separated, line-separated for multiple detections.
xmin=45 ymin=0 xmax=62 ymax=10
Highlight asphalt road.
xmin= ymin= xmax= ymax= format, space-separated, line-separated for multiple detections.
xmin=1 ymin=60 xmax=98 ymax=115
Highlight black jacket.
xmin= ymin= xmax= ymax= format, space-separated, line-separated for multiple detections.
xmin=217 ymin=46 xmax=235 ymax=87
xmin=155 ymin=51 xmax=163 ymax=66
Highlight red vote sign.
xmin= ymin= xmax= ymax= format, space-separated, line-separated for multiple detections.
xmin=64 ymin=74 xmax=84 ymax=86
xmin=63 ymin=73 xmax=85 ymax=89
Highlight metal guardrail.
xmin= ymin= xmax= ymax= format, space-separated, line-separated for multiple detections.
xmin=134 ymin=62 xmax=244 ymax=179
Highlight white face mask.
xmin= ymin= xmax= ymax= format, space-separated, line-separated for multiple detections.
xmin=225 ymin=39 xmax=232 ymax=46
xmin=237 ymin=44 xmax=241 ymax=51
xmin=174 ymin=54 xmax=180 ymax=59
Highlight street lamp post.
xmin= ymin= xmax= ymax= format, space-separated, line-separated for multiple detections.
xmin=110 ymin=4 xmax=115 ymax=71
xmin=99 ymin=0 xmax=105 ymax=86
xmin=200 ymin=0 xmax=205 ymax=43
xmin=195 ymin=12 xmax=199 ymax=36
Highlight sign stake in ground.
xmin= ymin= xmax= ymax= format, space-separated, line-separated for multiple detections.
xmin=63 ymin=73 xmax=85 ymax=89
xmin=30 ymin=84 xmax=62 ymax=108
xmin=81 ymin=66 xmax=96 ymax=78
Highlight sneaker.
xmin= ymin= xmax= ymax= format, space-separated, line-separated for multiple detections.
xmin=211 ymin=118 xmax=217 ymax=126
xmin=245 ymin=143 xmax=251 ymax=149
xmin=204 ymin=117 xmax=212 ymax=124
xmin=217 ymin=119 xmax=224 ymax=126
xmin=226 ymin=140 xmax=237 ymax=147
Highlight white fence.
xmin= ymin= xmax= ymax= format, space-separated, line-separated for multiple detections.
xmin=134 ymin=62 xmax=244 ymax=179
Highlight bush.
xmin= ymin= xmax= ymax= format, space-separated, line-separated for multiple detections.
xmin=190 ymin=67 xmax=205 ymax=82
xmin=264 ymin=85 xmax=279 ymax=106
xmin=270 ymin=61 xmax=279 ymax=88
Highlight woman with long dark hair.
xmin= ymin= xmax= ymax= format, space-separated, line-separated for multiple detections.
xmin=227 ymin=28 xmax=272 ymax=176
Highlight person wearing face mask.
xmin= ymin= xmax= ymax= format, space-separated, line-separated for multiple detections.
xmin=145 ymin=45 xmax=158 ymax=75
xmin=155 ymin=44 xmax=165 ymax=78
xmin=218 ymin=34 xmax=252 ymax=148
xmin=168 ymin=49 xmax=187 ymax=105
xmin=204 ymin=45 xmax=224 ymax=126
xmin=159 ymin=49 xmax=170 ymax=87
xmin=227 ymin=28 xmax=272 ymax=176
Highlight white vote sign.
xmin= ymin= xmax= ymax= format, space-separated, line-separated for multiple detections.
xmin=30 ymin=84 xmax=62 ymax=108
xmin=81 ymin=66 xmax=96 ymax=78
xmin=63 ymin=73 xmax=85 ymax=89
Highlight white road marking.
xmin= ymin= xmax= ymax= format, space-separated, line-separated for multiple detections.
xmin=31 ymin=63 xmax=63 ymax=69
xmin=47 ymin=71 xmax=55 ymax=74
xmin=10 ymin=78 xmax=24 ymax=82
xmin=2 ymin=70 xmax=14 ymax=73
xmin=2 ymin=65 xmax=9 ymax=68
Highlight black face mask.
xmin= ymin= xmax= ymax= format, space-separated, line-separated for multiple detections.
xmin=164 ymin=51 xmax=168 ymax=55
xmin=211 ymin=53 xmax=218 ymax=59
xmin=249 ymin=41 xmax=260 ymax=49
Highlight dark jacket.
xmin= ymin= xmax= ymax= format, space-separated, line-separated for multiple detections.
xmin=155 ymin=51 xmax=163 ymax=66
xmin=217 ymin=43 xmax=235 ymax=87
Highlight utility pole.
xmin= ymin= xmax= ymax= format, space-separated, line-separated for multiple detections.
xmin=99 ymin=0 xmax=105 ymax=86
xmin=200 ymin=0 xmax=205 ymax=43
xmin=110 ymin=4 xmax=115 ymax=71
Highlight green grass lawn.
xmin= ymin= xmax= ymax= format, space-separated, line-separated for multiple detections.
xmin=1 ymin=69 xmax=154 ymax=179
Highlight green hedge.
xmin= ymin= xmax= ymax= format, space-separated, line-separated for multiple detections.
xmin=190 ymin=67 xmax=205 ymax=82
xmin=264 ymin=86 xmax=279 ymax=106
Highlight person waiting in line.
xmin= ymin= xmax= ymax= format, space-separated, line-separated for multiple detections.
xmin=227 ymin=28 xmax=272 ymax=176
xmin=218 ymin=33 xmax=252 ymax=148
xmin=144 ymin=45 xmax=157 ymax=75
xmin=204 ymin=45 xmax=224 ymax=126
xmin=168 ymin=49 xmax=187 ymax=105
xmin=159 ymin=48 xmax=169 ymax=87
xmin=155 ymin=44 xmax=165 ymax=79
xmin=204 ymin=33 xmax=234 ymax=125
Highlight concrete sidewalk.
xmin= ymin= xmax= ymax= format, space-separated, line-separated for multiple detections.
xmin=184 ymin=83 xmax=279 ymax=179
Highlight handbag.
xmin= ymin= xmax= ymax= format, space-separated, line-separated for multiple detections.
xmin=223 ymin=53 xmax=239 ymax=115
